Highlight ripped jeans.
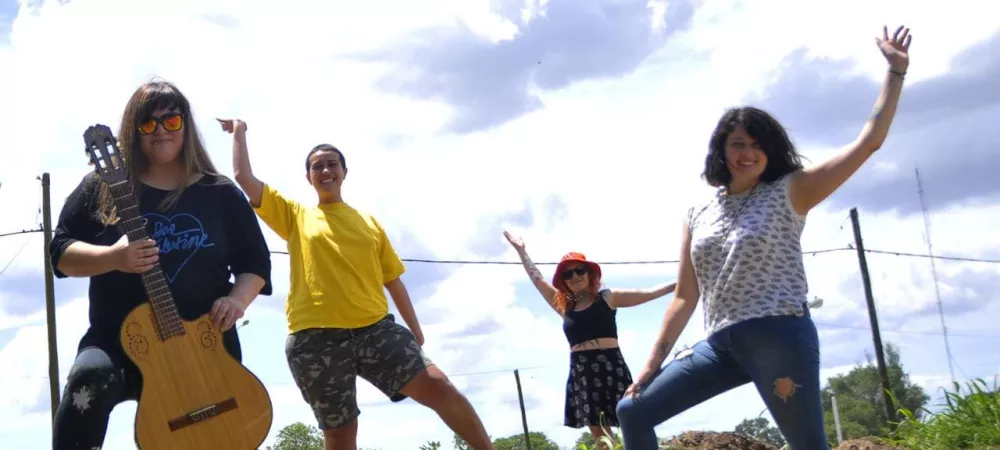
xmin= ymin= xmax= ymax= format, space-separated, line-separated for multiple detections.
xmin=616 ymin=310 xmax=829 ymax=450
xmin=52 ymin=347 xmax=143 ymax=450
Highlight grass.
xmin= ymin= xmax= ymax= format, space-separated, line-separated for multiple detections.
xmin=886 ymin=376 xmax=1000 ymax=450
xmin=576 ymin=412 xmax=624 ymax=450
xmin=576 ymin=377 xmax=1000 ymax=449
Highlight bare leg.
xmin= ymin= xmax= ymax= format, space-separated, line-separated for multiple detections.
xmin=321 ymin=419 xmax=359 ymax=450
xmin=400 ymin=365 xmax=494 ymax=450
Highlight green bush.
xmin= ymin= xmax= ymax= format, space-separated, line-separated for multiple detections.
xmin=575 ymin=412 xmax=623 ymax=450
xmin=888 ymin=377 xmax=1000 ymax=450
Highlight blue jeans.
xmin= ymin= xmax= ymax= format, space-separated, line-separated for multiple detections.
xmin=616 ymin=309 xmax=829 ymax=450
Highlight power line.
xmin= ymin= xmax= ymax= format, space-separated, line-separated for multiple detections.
xmin=449 ymin=364 xmax=560 ymax=378
xmin=0 ymin=229 xmax=43 ymax=239
xmin=268 ymin=246 xmax=999 ymax=265
xmin=266 ymin=247 xmax=849 ymax=264
xmin=864 ymin=248 xmax=1000 ymax=264
xmin=0 ymin=235 xmax=33 ymax=278
xmin=815 ymin=321 xmax=1000 ymax=339
xmin=2 ymin=229 xmax=999 ymax=265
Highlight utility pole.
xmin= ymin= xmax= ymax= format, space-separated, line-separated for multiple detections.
xmin=41 ymin=173 xmax=61 ymax=421
xmin=831 ymin=396 xmax=844 ymax=445
xmin=849 ymin=208 xmax=896 ymax=424
xmin=514 ymin=369 xmax=532 ymax=450
xmin=915 ymin=168 xmax=955 ymax=383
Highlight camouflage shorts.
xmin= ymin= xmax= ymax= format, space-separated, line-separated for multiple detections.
xmin=284 ymin=314 xmax=432 ymax=429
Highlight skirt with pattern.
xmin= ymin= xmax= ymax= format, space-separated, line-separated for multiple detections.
xmin=564 ymin=347 xmax=633 ymax=428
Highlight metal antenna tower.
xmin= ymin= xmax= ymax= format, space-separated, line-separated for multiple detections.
xmin=916 ymin=167 xmax=955 ymax=383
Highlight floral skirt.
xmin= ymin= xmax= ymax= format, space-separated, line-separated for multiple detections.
xmin=564 ymin=347 xmax=633 ymax=428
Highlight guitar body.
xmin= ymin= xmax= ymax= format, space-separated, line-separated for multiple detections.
xmin=121 ymin=303 xmax=273 ymax=450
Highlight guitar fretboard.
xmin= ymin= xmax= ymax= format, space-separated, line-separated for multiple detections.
xmin=105 ymin=180 xmax=186 ymax=340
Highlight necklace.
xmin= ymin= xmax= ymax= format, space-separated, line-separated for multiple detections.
xmin=717 ymin=182 xmax=758 ymax=247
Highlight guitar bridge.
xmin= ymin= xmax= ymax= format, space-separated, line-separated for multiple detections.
xmin=167 ymin=397 xmax=239 ymax=431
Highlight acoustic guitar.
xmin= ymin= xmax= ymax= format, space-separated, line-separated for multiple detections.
xmin=82 ymin=124 xmax=273 ymax=449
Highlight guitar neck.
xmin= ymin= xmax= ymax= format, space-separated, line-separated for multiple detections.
xmin=107 ymin=180 xmax=185 ymax=338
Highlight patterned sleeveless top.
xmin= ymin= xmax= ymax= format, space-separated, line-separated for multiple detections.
xmin=686 ymin=173 xmax=809 ymax=335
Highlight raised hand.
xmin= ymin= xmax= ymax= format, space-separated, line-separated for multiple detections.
xmin=876 ymin=25 xmax=911 ymax=72
xmin=503 ymin=230 xmax=525 ymax=252
xmin=216 ymin=118 xmax=247 ymax=134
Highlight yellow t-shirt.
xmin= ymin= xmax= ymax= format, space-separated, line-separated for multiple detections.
xmin=253 ymin=183 xmax=406 ymax=332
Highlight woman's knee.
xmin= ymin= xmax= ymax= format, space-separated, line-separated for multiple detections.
xmin=62 ymin=364 xmax=126 ymax=411
xmin=614 ymin=396 xmax=645 ymax=426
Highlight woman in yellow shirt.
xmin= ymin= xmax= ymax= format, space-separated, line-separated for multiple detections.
xmin=219 ymin=119 xmax=494 ymax=450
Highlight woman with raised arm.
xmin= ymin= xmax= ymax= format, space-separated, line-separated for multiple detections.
xmin=218 ymin=118 xmax=495 ymax=450
xmin=502 ymin=230 xmax=675 ymax=446
xmin=49 ymin=80 xmax=273 ymax=449
xmin=614 ymin=25 xmax=913 ymax=450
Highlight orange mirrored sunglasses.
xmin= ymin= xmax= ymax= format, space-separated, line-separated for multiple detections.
xmin=137 ymin=113 xmax=184 ymax=135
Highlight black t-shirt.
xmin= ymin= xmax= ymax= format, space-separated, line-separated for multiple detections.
xmin=49 ymin=172 xmax=273 ymax=371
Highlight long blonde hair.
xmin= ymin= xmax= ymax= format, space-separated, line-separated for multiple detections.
xmin=95 ymin=80 xmax=222 ymax=225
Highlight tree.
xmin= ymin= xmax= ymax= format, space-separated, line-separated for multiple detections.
xmin=420 ymin=442 xmax=442 ymax=450
xmin=453 ymin=433 xmax=470 ymax=450
xmin=820 ymin=342 xmax=930 ymax=442
xmin=734 ymin=416 xmax=786 ymax=448
xmin=492 ymin=431 xmax=560 ymax=450
xmin=266 ymin=422 xmax=323 ymax=450
xmin=574 ymin=431 xmax=598 ymax=449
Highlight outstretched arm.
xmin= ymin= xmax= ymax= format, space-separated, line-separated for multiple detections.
xmin=503 ymin=231 xmax=560 ymax=313
xmin=219 ymin=119 xmax=265 ymax=207
xmin=607 ymin=281 xmax=676 ymax=309
xmin=790 ymin=25 xmax=912 ymax=215
xmin=514 ymin=248 xmax=560 ymax=313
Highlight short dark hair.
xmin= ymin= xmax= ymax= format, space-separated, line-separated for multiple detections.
xmin=305 ymin=144 xmax=347 ymax=172
xmin=702 ymin=106 xmax=804 ymax=188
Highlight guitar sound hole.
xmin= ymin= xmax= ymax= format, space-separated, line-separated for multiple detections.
xmin=128 ymin=336 xmax=149 ymax=360
xmin=198 ymin=321 xmax=218 ymax=350
xmin=124 ymin=322 xmax=149 ymax=360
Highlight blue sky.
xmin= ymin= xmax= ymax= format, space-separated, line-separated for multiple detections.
xmin=1 ymin=0 xmax=999 ymax=449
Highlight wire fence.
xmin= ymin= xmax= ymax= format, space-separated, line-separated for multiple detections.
xmin=2 ymin=174 xmax=999 ymax=449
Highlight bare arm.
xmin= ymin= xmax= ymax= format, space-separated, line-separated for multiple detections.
xmin=790 ymin=26 xmax=911 ymax=215
xmin=220 ymin=119 xmax=264 ymax=207
xmin=385 ymin=277 xmax=424 ymax=344
xmin=56 ymin=241 xmax=119 ymax=277
xmin=56 ymin=236 xmax=157 ymax=278
xmin=642 ymin=222 xmax=700 ymax=371
xmin=607 ymin=281 xmax=676 ymax=309
xmin=228 ymin=273 xmax=267 ymax=309
xmin=514 ymin=248 xmax=560 ymax=314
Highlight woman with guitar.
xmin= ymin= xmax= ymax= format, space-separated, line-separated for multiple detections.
xmin=218 ymin=118 xmax=495 ymax=450
xmin=50 ymin=80 xmax=273 ymax=449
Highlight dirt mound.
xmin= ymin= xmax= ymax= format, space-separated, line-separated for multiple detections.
xmin=833 ymin=437 xmax=902 ymax=450
xmin=659 ymin=431 xmax=778 ymax=450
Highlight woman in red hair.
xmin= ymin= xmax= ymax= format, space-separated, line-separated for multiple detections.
xmin=502 ymin=230 xmax=675 ymax=445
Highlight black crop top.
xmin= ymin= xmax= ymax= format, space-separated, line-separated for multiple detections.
xmin=562 ymin=289 xmax=618 ymax=346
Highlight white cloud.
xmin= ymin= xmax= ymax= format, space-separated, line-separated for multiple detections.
xmin=1 ymin=0 xmax=998 ymax=449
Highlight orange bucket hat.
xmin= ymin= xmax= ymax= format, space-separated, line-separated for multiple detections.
xmin=552 ymin=252 xmax=602 ymax=289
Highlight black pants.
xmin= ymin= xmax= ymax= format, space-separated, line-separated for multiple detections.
xmin=52 ymin=347 xmax=142 ymax=450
